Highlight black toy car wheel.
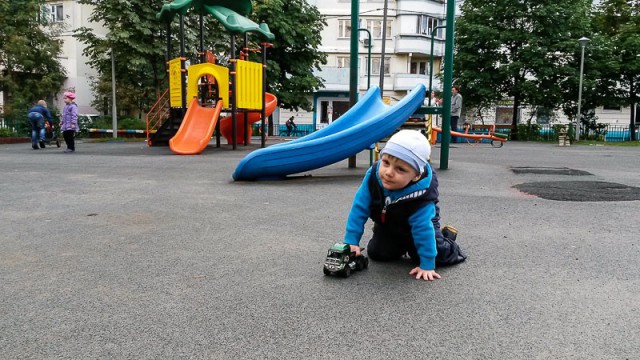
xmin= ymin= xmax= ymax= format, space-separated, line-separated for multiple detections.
xmin=323 ymin=267 xmax=331 ymax=276
xmin=342 ymin=266 xmax=352 ymax=278
xmin=362 ymin=257 xmax=369 ymax=269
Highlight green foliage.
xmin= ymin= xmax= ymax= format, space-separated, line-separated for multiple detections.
xmin=516 ymin=123 xmax=543 ymax=141
xmin=589 ymin=0 xmax=640 ymax=126
xmin=76 ymin=0 xmax=327 ymax=115
xmin=0 ymin=0 xmax=67 ymax=121
xmin=252 ymin=0 xmax=327 ymax=111
xmin=455 ymin=0 xmax=592 ymax=136
xmin=0 ymin=128 xmax=17 ymax=137
xmin=76 ymin=0 xmax=172 ymax=116
xmin=86 ymin=116 xmax=146 ymax=130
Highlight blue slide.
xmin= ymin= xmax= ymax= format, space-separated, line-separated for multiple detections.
xmin=232 ymin=84 xmax=426 ymax=181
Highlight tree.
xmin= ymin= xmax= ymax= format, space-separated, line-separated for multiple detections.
xmin=0 ymin=0 xmax=66 ymax=124
xmin=591 ymin=0 xmax=640 ymax=140
xmin=75 ymin=0 xmax=326 ymax=116
xmin=75 ymin=0 xmax=220 ymax=117
xmin=252 ymin=0 xmax=327 ymax=111
xmin=454 ymin=0 xmax=591 ymax=138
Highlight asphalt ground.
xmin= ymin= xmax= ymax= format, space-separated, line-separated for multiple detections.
xmin=1 ymin=138 xmax=639 ymax=359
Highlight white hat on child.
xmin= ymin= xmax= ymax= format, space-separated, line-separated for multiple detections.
xmin=380 ymin=130 xmax=431 ymax=175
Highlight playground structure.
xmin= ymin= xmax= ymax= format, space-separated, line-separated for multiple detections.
xmin=147 ymin=0 xmax=276 ymax=154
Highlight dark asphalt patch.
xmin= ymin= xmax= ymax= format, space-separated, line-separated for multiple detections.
xmin=514 ymin=181 xmax=640 ymax=201
xmin=510 ymin=167 xmax=592 ymax=176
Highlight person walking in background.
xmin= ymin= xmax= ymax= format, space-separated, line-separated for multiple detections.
xmin=451 ymin=85 xmax=463 ymax=143
xmin=27 ymin=100 xmax=53 ymax=150
xmin=61 ymin=92 xmax=78 ymax=153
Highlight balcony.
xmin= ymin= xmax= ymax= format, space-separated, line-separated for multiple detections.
xmin=394 ymin=34 xmax=445 ymax=56
xmin=394 ymin=73 xmax=441 ymax=92
xmin=313 ymin=66 xmax=350 ymax=91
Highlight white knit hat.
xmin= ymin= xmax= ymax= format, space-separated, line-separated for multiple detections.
xmin=380 ymin=130 xmax=431 ymax=174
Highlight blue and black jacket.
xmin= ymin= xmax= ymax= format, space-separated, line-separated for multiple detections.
xmin=344 ymin=161 xmax=439 ymax=270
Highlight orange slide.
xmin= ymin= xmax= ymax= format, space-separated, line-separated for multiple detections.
xmin=219 ymin=93 xmax=278 ymax=145
xmin=169 ymin=98 xmax=224 ymax=155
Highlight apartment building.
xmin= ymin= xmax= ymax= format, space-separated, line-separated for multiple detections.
xmin=45 ymin=1 xmax=106 ymax=114
xmin=284 ymin=0 xmax=448 ymax=129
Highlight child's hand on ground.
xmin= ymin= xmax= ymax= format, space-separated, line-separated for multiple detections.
xmin=409 ymin=267 xmax=441 ymax=281
xmin=349 ymin=245 xmax=361 ymax=256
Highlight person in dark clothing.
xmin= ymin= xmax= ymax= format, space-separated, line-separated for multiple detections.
xmin=27 ymin=100 xmax=53 ymax=150
xmin=450 ymin=85 xmax=463 ymax=143
xmin=343 ymin=130 xmax=466 ymax=282
xmin=285 ymin=116 xmax=297 ymax=136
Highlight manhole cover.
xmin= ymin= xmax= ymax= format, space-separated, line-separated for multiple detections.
xmin=511 ymin=167 xmax=592 ymax=176
xmin=514 ymin=181 xmax=640 ymax=201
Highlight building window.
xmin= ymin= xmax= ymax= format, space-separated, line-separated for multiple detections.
xmin=337 ymin=56 xmax=350 ymax=68
xmin=410 ymin=61 xmax=428 ymax=75
xmin=417 ymin=15 xmax=442 ymax=38
xmin=49 ymin=4 xmax=64 ymax=22
xmin=338 ymin=19 xmax=351 ymax=39
xmin=371 ymin=57 xmax=391 ymax=75
xmin=363 ymin=19 xmax=392 ymax=39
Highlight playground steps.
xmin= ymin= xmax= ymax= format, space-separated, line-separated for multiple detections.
xmin=148 ymin=108 xmax=185 ymax=146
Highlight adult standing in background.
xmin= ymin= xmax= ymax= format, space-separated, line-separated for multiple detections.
xmin=451 ymin=85 xmax=463 ymax=143
xmin=27 ymin=100 xmax=53 ymax=150
xmin=61 ymin=92 xmax=78 ymax=153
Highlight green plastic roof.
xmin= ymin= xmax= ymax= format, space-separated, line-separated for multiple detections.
xmin=204 ymin=5 xmax=274 ymax=40
xmin=157 ymin=0 xmax=274 ymax=40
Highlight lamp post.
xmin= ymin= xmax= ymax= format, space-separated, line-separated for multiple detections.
xmin=111 ymin=48 xmax=117 ymax=138
xmin=575 ymin=36 xmax=589 ymax=142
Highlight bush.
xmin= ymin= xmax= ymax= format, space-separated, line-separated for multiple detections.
xmin=87 ymin=116 xmax=146 ymax=130
xmin=0 ymin=128 xmax=17 ymax=137
xmin=516 ymin=123 xmax=542 ymax=141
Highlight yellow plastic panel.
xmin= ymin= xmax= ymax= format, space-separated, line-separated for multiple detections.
xmin=235 ymin=60 xmax=263 ymax=110
xmin=187 ymin=63 xmax=229 ymax=108
xmin=168 ymin=58 xmax=183 ymax=108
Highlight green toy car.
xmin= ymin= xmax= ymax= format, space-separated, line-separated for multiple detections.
xmin=323 ymin=243 xmax=369 ymax=277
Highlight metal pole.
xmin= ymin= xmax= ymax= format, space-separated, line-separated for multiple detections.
xmin=439 ymin=0 xmax=456 ymax=170
xmin=348 ymin=0 xmax=359 ymax=168
xmin=111 ymin=49 xmax=117 ymax=138
xmin=576 ymin=44 xmax=586 ymax=142
xmin=357 ymin=28 xmax=372 ymax=89
xmin=261 ymin=41 xmax=267 ymax=148
xmin=231 ymin=34 xmax=237 ymax=149
xmin=199 ymin=14 xmax=205 ymax=64
xmin=378 ymin=0 xmax=389 ymax=96
xmin=179 ymin=14 xmax=186 ymax=111
xmin=349 ymin=0 xmax=359 ymax=107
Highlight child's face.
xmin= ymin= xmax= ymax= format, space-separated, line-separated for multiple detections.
xmin=378 ymin=154 xmax=421 ymax=190
xmin=63 ymin=96 xmax=72 ymax=104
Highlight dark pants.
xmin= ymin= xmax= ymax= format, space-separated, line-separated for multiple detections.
xmin=450 ymin=116 xmax=459 ymax=143
xmin=366 ymin=206 xmax=466 ymax=267
xmin=63 ymin=130 xmax=75 ymax=151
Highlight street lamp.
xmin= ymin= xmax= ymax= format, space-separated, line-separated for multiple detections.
xmin=575 ymin=36 xmax=590 ymax=141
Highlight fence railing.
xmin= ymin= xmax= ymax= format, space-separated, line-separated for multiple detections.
xmin=520 ymin=123 xmax=639 ymax=142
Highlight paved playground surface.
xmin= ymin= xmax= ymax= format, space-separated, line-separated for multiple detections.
xmin=1 ymin=139 xmax=639 ymax=358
